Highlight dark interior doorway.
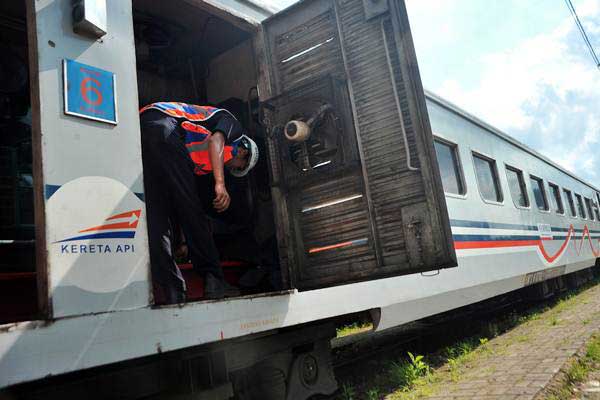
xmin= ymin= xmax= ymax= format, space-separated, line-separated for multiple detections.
xmin=132 ymin=0 xmax=282 ymax=303
xmin=0 ymin=2 xmax=38 ymax=323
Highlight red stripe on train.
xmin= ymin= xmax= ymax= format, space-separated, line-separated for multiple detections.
xmin=454 ymin=240 xmax=539 ymax=250
xmin=454 ymin=224 xmax=600 ymax=263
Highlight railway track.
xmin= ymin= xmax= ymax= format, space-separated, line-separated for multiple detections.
xmin=322 ymin=286 xmax=578 ymax=399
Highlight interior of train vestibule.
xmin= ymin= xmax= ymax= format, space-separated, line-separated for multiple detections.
xmin=132 ymin=0 xmax=282 ymax=303
xmin=0 ymin=2 xmax=38 ymax=323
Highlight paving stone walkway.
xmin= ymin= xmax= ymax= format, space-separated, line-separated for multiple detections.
xmin=423 ymin=282 xmax=600 ymax=400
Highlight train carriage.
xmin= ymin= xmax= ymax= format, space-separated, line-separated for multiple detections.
xmin=347 ymin=92 xmax=600 ymax=333
xmin=429 ymin=91 xmax=600 ymax=283
xmin=0 ymin=0 xmax=598 ymax=399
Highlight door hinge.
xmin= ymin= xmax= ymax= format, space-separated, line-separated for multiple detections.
xmin=362 ymin=0 xmax=389 ymax=20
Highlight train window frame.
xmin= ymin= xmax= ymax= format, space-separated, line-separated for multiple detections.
xmin=563 ymin=188 xmax=577 ymax=218
xmin=584 ymin=197 xmax=595 ymax=221
xmin=529 ymin=175 xmax=550 ymax=213
xmin=471 ymin=151 xmax=504 ymax=206
xmin=548 ymin=182 xmax=565 ymax=215
xmin=594 ymin=199 xmax=600 ymax=221
xmin=504 ymin=164 xmax=530 ymax=209
xmin=433 ymin=135 xmax=467 ymax=199
xmin=574 ymin=193 xmax=586 ymax=219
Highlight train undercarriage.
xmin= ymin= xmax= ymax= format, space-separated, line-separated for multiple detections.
xmin=3 ymin=263 xmax=596 ymax=400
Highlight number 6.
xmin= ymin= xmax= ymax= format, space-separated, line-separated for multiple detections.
xmin=80 ymin=77 xmax=103 ymax=106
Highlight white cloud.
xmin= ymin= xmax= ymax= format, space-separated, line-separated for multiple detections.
xmin=405 ymin=0 xmax=457 ymax=16
xmin=437 ymin=19 xmax=597 ymax=130
xmin=432 ymin=3 xmax=600 ymax=182
xmin=583 ymin=115 xmax=600 ymax=144
xmin=577 ymin=0 xmax=599 ymax=18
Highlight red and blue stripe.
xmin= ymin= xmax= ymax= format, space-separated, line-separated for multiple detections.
xmin=451 ymin=219 xmax=600 ymax=262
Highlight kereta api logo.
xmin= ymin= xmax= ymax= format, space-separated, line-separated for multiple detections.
xmin=47 ymin=177 xmax=149 ymax=303
xmin=56 ymin=209 xmax=141 ymax=254
xmin=57 ymin=209 xmax=141 ymax=242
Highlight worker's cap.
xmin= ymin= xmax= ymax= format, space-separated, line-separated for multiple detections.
xmin=231 ymin=135 xmax=259 ymax=177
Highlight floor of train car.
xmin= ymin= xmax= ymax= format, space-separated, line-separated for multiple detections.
xmin=165 ymin=200 xmax=281 ymax=303
xmin=0 ymin=3 xmax=39 ymax=324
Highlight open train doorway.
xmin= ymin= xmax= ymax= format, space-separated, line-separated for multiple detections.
xmin=0 ymin=2 xmax=38 ymax=323
xmin=132 ymin=1 xmax=282 ymax=303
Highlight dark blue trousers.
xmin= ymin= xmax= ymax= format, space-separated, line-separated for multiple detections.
xmin=140 ymin=111 xmax=223 ymax=303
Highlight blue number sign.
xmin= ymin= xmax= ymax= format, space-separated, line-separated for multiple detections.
xmin=63 ymin=59 xmax=117 ymax=124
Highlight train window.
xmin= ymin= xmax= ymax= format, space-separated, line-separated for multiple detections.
xmin=575 ymin=193 xmax=586 ymax=219
xmin=584 ymin=197 xmax=594 ymax=221
xmin=434 ymin=139 xmax=465 ymax=195
xmin=472 ymin=153 xmax=502 ymax=203
xmin=594 ymin=200 xmax=600 ymax=221
xmin=548 ymin=183 xmax=564 ymax=214
xmin=564 ymin=189 xmax=576 ymax=217
xmin=529 ymin=176 xmax=549 ymax=211
xmin=505 ymin=166 xmax=529 ymax=207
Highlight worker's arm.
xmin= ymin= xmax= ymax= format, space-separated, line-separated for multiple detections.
xmin=208 ymin=131 xmax=230 ymax=212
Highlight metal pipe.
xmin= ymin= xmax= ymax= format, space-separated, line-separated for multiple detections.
xmin=381 ymin=18 xmax=419 ymax=172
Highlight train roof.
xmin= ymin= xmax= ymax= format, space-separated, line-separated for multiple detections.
xmin=202 ymin=0 xmax=275 ymax=25
xmin=425 ymin=90 xmax=600 ymax=193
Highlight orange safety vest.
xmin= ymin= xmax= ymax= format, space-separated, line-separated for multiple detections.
xmin=140 ymin=102 xmax=235 ymax=176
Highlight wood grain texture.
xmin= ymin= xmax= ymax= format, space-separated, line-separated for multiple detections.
xmin=261 ymin=0 xmax=456 ymax=289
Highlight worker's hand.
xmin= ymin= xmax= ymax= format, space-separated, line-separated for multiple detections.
xmin=175 ymin=244 xmax=188 ymax=262
xmin=213 ymin=182 xmax=230 ymax=213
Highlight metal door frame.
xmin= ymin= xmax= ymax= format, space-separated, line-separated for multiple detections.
xmin=25 ymin=0 xmax=49 ymax=318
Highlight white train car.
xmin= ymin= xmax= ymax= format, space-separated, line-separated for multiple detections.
xmin=341 ymin=92 xmax=600 ymax=333
xmin=0 ymin=0 xmax=598 ymax=399
xmin=1 ymin=0 xmax=456 ymax=398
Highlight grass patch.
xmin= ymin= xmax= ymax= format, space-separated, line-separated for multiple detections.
xmin=365 ymin=388 xmax=380 ymax=400
xmin=586 ymin=337 xmax=600 ymax=362
xmin=338 ymin=383 xmax=356 ymax=400
xmin=336 ymin=322 xmax=373 ymax=338
xmin=388 ymin=352 xmax=431 ymax=388
xmin=516 ymin=334 xmax=531 ymax=342
xmin=543 ymin=334 xmax=600 ymax=399
xmin=383 ymin=336 xmax=489 ymax=399
xmin=335 ymin=275 xmax=600 ymax=399
xmin=564 ymin=338 xmax=598 ymax=385
xmin=566 ymin=360 xmax=588 ymax=383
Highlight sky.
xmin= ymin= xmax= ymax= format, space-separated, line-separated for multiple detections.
xmin=260 ymin=0 xmax=600 ymax=185
xmin=405 ymin=0 xmax=600 ymax=186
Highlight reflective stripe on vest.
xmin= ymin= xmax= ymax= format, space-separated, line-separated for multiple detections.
xmin=140 ymin=102 xmax=221 ymax=121
xmin=181 ymin=121 xmax=234 ymax=175
xmin=140 ymin=102 xmax=235 ymax=176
